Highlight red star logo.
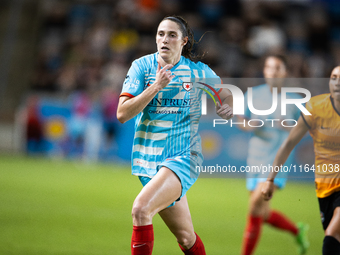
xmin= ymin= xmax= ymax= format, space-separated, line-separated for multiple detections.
xmin=182 ymin=82 xmax=193 ymax=91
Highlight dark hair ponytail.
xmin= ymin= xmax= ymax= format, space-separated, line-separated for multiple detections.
xmin=162 ymin=15 xmax=201 ymax=62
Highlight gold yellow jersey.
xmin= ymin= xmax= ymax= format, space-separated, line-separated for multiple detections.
xmin=302 ymin=93 xmax=340 ymax=198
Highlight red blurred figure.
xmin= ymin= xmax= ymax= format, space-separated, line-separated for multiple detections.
xmin=25 ymin=96 xmax=44 ymax=154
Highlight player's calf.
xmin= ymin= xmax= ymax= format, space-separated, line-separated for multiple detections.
xmin=178 ymin=233 xmax=206 ymax=255
xmin=176 ymin=230 xmax=196 ymax=249
xmin=131 ymin=224 xmax=154 ymax=255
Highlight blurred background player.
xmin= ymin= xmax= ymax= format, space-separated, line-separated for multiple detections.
xmin=237 ymin=55 xmax=309 ymax=255
xmin=117 ymin=16 xmax=233 ymax=255
xmin=263 ymin=65 xmax=340 ymax=255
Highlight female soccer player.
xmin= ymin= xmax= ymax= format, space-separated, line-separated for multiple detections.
xmin=238 ymin=55 xmax=309 ymax=255
xmin=262 ymin=66 xmax=340 ymax=255
xmin=117 ymin=16 xmax=233 ymax=255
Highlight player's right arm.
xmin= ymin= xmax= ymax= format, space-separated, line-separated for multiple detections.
xmin=117 ymin=63 xmax=174 ymax=123
xmin=262 ymin=116 xmax=309 ymax=200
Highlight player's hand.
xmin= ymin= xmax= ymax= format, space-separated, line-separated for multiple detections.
xmin=216 ymin=102 xmax=233 ymax=120
xmin=262 ymin=180 xmax=275 ymax=201
xmin=154 ymin=62 xmax=175 ymax=90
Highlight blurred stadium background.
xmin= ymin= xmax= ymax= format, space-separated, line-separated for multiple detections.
xmin=0 ymin=0 xmax=338 ymax=254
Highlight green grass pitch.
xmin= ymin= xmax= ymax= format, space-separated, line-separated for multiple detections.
xmin=0 ymin=154 xmax=323 ymax=254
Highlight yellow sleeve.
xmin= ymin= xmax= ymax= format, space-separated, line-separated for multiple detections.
xmin=301 ymin=100 xmax=314 ymax=130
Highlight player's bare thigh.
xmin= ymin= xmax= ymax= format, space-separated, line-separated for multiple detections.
xmin=132 ymin=167 xmax=182 ymax=226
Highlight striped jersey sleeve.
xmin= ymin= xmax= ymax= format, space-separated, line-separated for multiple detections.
xmin=120 ymin=59 xmax=146 ymax=98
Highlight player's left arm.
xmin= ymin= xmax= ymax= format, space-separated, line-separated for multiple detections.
xmin=215 ymin=89 xmax=233 ymax=120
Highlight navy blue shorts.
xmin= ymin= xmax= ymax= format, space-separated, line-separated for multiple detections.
xmin=318 ymin=190 xmax=340 ymax=230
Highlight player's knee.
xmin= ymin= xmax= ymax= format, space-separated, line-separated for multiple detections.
xmin=131 ymin=202 xmax=152 ymax=223
xmin=177 ymin=231 xmax=196 ymax=250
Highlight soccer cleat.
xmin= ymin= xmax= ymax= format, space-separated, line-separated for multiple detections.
xmin=296 ymin=222 xmax=309 ymax=255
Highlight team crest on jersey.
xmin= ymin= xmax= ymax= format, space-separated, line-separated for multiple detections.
xmin=182 ymin=82 xmax=193 ymax=91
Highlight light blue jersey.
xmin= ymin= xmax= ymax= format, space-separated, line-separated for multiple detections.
xmin=244 ymin=84 xmax=301 ymax=190
xmin=121 ymin=53 xmax=221 ymax=180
